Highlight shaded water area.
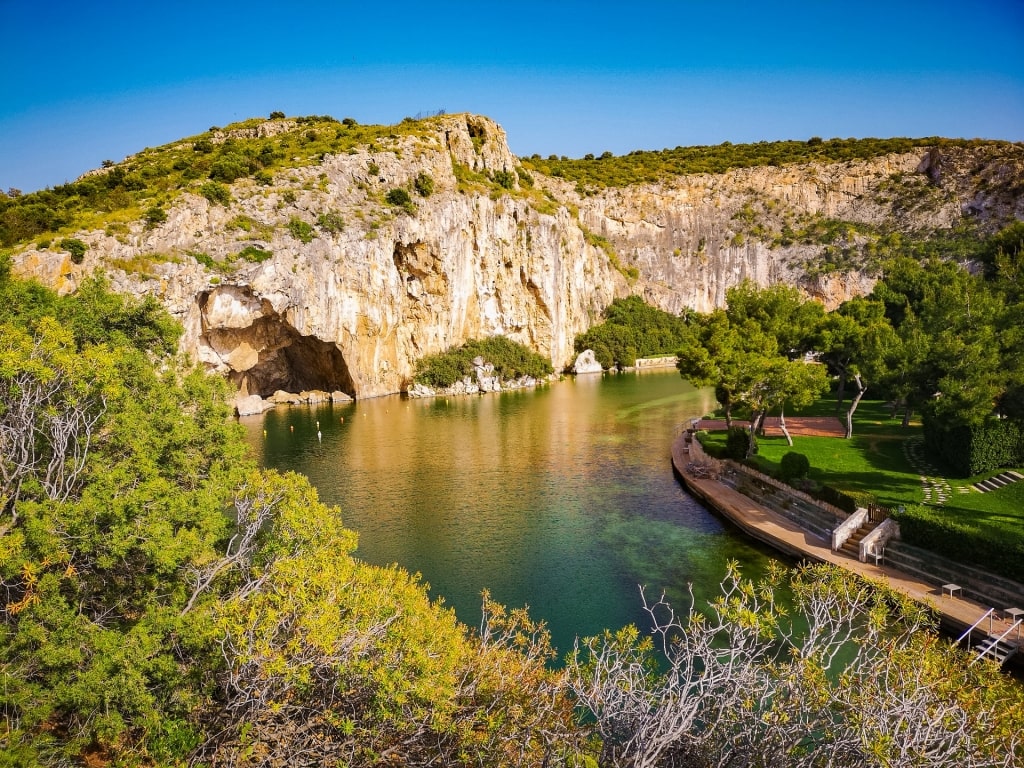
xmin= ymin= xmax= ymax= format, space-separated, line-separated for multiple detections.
xmin=241 ymin=369 xmax=788 ymax=658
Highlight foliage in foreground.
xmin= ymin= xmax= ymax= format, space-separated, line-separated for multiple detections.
xmin=0 ymin=273 xmax=571 ymax=766
xmin=413 ymin=335 xmax=554 ymax=388
xmin=568 ymin=562 xmax=1024 ymax=768
xmin=1 ymin=269 xmax=1021 ymax=767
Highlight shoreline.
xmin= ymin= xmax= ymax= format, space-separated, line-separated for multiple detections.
xmin=670 ymin=432 xmax=1021 ymax=646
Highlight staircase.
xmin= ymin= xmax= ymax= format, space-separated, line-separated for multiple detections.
xmin=973 ymin=470 xmax=1024 ymax=493
xmin=839 ymin=519 xmax=874 ymax=559
xmin=972 ymin=633 xmax=1020 ymax=666
xmin=958 ymin=611 xmax=1022 ymax=668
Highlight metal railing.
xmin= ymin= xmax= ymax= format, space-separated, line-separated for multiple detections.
xmin=956 ymin=608 xmax=995 ymax=647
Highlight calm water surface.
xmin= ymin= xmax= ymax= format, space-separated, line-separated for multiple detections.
xmin=241 ymin=369 xmax=787 ymax=656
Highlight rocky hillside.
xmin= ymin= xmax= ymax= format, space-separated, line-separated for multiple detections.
xmin=7 ymin=114 xmax=1023 ymax=399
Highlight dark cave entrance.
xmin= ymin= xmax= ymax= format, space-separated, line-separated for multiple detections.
xmin=233 ymin=329 xmax=356 ymax=399
xmin=199 ymin=288 xmax=357 ymax=400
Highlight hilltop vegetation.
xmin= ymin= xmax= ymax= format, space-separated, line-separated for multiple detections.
xmin=0 ymin=114 xmax=444 ymax=247
xmin=521 ymin=136 xmax=1004 ymax=190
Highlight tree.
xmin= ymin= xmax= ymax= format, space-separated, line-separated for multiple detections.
xmin=568 ymin=562 xmax=1024 ymax=768
xmin=723 ymin=280 xmax=824 ymax=359
xmin=677 ymin=285 xmax=828 ymax=449
xmin=818 ymin=297 xmax=896 ymax=437
xmin=872 ymin=257 xmax=1004 ymax=428
xmin=676 ymin=310 xmax=755 ymax=427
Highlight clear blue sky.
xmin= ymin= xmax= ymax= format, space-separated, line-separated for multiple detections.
xmin=2 ymin=0 xmax=1022 ymax=193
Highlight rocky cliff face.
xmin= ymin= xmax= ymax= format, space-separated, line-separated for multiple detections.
xmin=11 ymin=115 xmax=1023 ymax=399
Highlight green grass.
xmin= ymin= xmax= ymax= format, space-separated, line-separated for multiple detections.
xmin=699 ymin=397 xmax=1024 ymax=578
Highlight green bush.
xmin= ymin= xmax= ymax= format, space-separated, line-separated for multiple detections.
xmin=60 ymin=237 xmax=88 ymax=264
xmin=923 ymin=416 xmax=1024 ymax=476
xmin=316 ymin=212 xmax=345 ymax=233
xmin=695 ymin=431 xmax=729 ymax=460
xmin=286 ymin=217 xmax=315 ymax=244
xmin=492 ymin=169 xmax=516 ymax=189
xmin=386 ymin=187 xmax=416 ymax=214
xmin=779 ymin=451 xmax=811 ymax=481
xmin=192 ymin=138 xmax=214 ymax=153
xmin=414 ymin=172 xmax=434 ymax=197
xmin=206 ymin=154 xmax=248 ymax=183
xmin=237 ymin=245 xmax=273 ymax=263
xmin=414 ymin=336 xmax=553 ymax=389
xmin=726 ymin=427 xmax=753 ymax=460
xmin=269 ymin=110 xmax=285 ymax=119
xmin=144 ymin=206 xmax=167 ymax=227
xmin=199 ymin=182 xmax=231 ymax=206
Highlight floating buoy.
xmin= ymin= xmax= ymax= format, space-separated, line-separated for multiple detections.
xmin=263 ymin=429 xmax=267 ymax=438
xmin=340 ymin=416 xmax=344 ymax=423
xmin=317 ymin=430 xmax=322 ymax=442
xmin=316 ymin=420 xmax=320 ymax=429
xmin=290 ymin=425 xmax=294 ymax=432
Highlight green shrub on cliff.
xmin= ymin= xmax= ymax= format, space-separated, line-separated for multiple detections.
xmin=413 ymin=336 xmax=553 ymax=388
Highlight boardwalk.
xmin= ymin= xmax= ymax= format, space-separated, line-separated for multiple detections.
xmin=670 ymin=433 xmax=1021 ymax=641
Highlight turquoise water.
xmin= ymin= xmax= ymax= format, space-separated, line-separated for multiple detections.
xmin=241 ymin=369 xmax=787 ymax=657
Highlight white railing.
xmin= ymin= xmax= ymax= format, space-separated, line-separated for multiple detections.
xmin=971 ymin=620 xmax=1022 ymax=665
xmin=956 ymin=608 xmax=994 ymax=646
xmin=832 ymin=507 xmax=868 ymax=552
xmin=859 ymin=518 xmax=899 ymax=563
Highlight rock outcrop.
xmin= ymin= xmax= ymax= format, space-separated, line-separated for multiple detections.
xmin=11 ymin=115 xmax=1023 ymax=399
xmin=572 ymin=349 xmax=604 ymax=375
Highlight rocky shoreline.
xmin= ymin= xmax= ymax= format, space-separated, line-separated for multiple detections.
xmin=235 ymin=388 xmax=353 ymax=416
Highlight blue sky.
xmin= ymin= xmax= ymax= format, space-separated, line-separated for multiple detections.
xmin=2 ymin=0 xmax=1022 ymax=193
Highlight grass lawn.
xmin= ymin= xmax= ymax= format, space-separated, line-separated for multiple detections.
xmin=699 ymin=399 xmax=1024 ymax=510
xmin=698 ymin=396 xmax=1024 ymax=580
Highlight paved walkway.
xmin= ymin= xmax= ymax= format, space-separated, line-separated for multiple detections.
xmin=671 ymin=434 xmax=1021 ymax=642
xmin=695 ymin=416 xmax=846 ymax=438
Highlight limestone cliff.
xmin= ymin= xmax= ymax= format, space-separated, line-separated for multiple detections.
xmin=11 ymin=115 xmax=1023 ymax=399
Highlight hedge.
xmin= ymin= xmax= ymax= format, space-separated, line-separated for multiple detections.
xmin=894 ymin=504 xmax=1024 ymax=582
xmin=923 ymin=416 xmax=1024 ymax=476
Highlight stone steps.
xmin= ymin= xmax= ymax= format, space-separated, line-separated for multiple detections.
xmin=973 ymin=471 xmax=1024 ymax=494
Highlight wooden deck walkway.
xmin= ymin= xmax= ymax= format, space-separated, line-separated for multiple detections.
xmin=671 ymin=434 xmax=1021 ymax=641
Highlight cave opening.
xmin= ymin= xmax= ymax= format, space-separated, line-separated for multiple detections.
xmin=199 ymin=287 xmax=357 ymax=400
xmin=229 ymin=325 xmax=356 ymax=400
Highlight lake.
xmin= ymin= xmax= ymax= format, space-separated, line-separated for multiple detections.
xmin=241 ymin=368 xmax=786 ymax=657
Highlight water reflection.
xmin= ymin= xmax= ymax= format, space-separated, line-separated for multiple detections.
xmin=242 ymin=369 xmax=786 ymax=656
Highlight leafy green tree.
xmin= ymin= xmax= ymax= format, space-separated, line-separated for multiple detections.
xmin=678 ymin=283 xmax=828 ymax=453
xmin=872 ymin=257 xmax=1004 ymax=427
xmin=818 ymin=296 xmax=896 ymax=437
xmin=676 ymin=310 xmax=754 ymax=427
